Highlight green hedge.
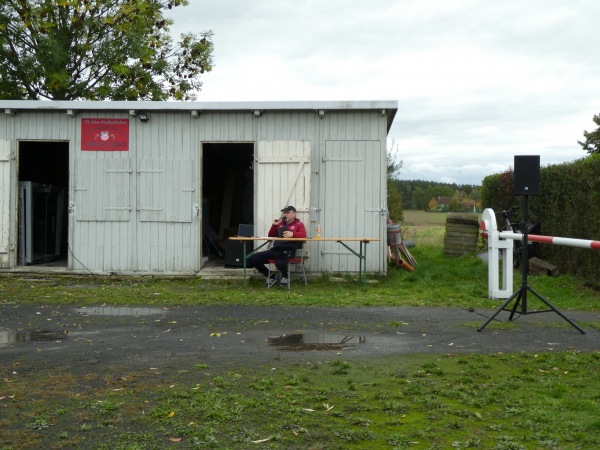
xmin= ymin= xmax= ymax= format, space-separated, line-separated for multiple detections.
xmin=481 ymin=154 xmax=600 ymax=285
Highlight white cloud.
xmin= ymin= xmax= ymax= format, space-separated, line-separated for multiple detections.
xmin=166 ymin=0 xmax=600 ymax=185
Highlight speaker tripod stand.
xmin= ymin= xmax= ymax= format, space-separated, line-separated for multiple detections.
xmin=478 ymin=195 xmax=585 ymax=334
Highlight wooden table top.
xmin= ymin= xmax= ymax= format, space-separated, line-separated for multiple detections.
xmin=229 ymin=237 xmax=380 ymax=242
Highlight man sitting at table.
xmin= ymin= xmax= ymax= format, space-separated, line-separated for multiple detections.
xmin=247 ymin=205 xmax=307 ymax=288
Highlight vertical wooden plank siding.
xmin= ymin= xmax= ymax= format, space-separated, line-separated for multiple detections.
xmin=0 ymin=140 xmax=11 ymax=266
xmin=319 ymin=110 xmax=387 ymax=273
xmin=133 ymin=112 xmax=199 ymax=273
xmin=255 ymin=141 xmax=311 ymax=237
xmin=0 ymin=107 xmax=389 ymax=274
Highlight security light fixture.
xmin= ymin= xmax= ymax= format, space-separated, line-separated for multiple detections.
xmin=317 ymin=109 xmax=326 ymax=118
xmin=253 ymin=110 xmax=262 ymax=117
xmin=4 ymin=109 xmax=15 ymax=116
xmin=138 ymin=113 xmax=149 ymax=122
xmin=66 ymin=109 xmax=77 ymax=117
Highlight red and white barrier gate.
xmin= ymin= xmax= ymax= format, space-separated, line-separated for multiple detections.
xmin=480 ymin=208 xmax=600 ymax=299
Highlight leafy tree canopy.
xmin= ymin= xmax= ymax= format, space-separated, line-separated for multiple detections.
xmin=578 ymin=114 xmax=600 ymax=154
xmin=0 ymin=0 xmax=213 ymax=100
xmin=393 ymin=179 xmax=480 ymax=210
xmin=387 ymin=143 xmax=404 ymax=222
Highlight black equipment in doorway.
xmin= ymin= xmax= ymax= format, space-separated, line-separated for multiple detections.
xmin=224 ymin=224 xmax=254 ymax=267
xmin=18 ymin=181 xmax=66 ymax=265
xmin=478 ymin=155 xmax=585 ymax=334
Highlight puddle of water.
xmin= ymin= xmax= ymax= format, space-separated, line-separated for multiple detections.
xmin=74 ymin=306 xmax=167 ymax=316
xmin=0 ymin=329 xmax=67 ymax=346
xmin=268 ymin=333 xmax=366 ymax=351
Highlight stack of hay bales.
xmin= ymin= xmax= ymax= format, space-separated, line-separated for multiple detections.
xmin=443 ymin=213 xmax=480 ymax=256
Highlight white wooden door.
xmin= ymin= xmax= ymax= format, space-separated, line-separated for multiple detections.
xmin=0 ymin=140 xmax=11 ymax=263
xmin=255 ymin=141 xmax=311 ymax=236
xmin=137 ymin=159 xmax=194 ymax=223
xmin=323 ymin=140 xmax=384 ymax=272
xmin=75 ymin=159 xmax=132 ymax=222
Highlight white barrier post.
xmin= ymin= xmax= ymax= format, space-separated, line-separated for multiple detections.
xmin=481 ymin=208 xmax=600 ymax=300
xmin=479 ymin=191 xmax=595 ymax=334
xmin=480 ymin=208 xmax=514 ymax=299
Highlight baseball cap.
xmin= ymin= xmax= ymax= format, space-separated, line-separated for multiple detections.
xmin=281 ymin=206 xmax=296 ymax=213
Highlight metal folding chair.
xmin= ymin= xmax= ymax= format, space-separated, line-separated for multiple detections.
xmin=267 ymin=246 xmax=307 ymax=290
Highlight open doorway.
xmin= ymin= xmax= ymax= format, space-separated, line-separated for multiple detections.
xmin=201 ymin=143 xmax=254 ymax=262
xmin=17 ymin=141 xmax=69 ymax=266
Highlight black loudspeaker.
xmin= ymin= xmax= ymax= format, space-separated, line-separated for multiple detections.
xmin=224 ymin=224 xmax=254 ymax=267
xmin=224 ymin=240 xmax=245 ymax=267
xmin=514 ymin=155 xmax=540 ymax=196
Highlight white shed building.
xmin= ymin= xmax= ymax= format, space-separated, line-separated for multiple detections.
xmin=0 ymin=100 xmax=397 ymax=276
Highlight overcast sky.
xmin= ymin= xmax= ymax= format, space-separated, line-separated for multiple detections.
xmin=166 ymin=0 xmax=600 ymax=185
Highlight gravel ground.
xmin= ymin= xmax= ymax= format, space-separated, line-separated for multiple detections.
xmin=1 ymin=303 xmax=598 ymax=373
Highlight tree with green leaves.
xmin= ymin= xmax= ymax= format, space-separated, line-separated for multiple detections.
xmin=387 ymin=142 xmax=404 ymax=222
xmin=412 ymin=187 xmax=429 ymax=211
xmin=0 ymin=0 xmax=213 ymax=100
xmin=578 ymin=114 xmax=600 ymax=154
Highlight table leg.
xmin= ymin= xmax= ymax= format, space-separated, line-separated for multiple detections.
xmin=242 ymin=241 xmax=247 ymax=288
xmin=240 ymin=240 xmax=270 ymax=288
xmin=359 ymin=241 xmax=363 ymax=284
xmin=362 ymin=241 xmax=368 ymax=286
xmin=337 ymin=240 xmax=368 ymax=286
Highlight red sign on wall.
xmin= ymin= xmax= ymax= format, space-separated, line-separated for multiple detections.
xmin=81 ymin=118 xmax=129 ymax=151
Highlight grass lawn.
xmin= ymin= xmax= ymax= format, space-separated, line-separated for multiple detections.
xmin=2 ymin=352 xmax=599 ymax=449
xmin=1 ymin=215 xmax=599 ymax=449
xmin=402 ymin=209 xmax=452 ymax=226
xmin=1 ymin=217 xmax=597 ymax=312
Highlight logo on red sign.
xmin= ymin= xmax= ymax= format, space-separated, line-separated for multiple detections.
xmin=81 ymin=118 xmax=129 ymax=151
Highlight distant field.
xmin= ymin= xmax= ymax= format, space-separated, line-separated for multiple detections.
xmin=402 ymin=209 xmax=449 ymax=225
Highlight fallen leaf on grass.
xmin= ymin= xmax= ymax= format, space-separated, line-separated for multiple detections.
xmin=169 ymin=437 xmax=181 ymax=442
xmin=210 ymin=332 xmax=227 ymax=337
xmin=251 ymin=437 xmax=272 ymax=444
xmin=167 ymin=411 xmax=175 ymax=417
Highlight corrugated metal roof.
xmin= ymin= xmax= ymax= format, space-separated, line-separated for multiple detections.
xmin=0 ymin=100 xmax=398 ymax=131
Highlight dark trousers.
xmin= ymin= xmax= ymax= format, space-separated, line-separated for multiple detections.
xmin=247 ymin=247 xmax=293 ymax=277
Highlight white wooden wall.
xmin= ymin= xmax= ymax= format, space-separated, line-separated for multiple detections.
xmin=0 ymin=140 xmax=11 ymax=267
xmin=253 ymin=110 xmax=387 ymax=273
xmin=255 ymin=140 xmax=311 ymax=237
xmin=73 ymin=111 xmax=202 ymax=273
xmin=0 ymin=107 xmax=389 ymax=274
